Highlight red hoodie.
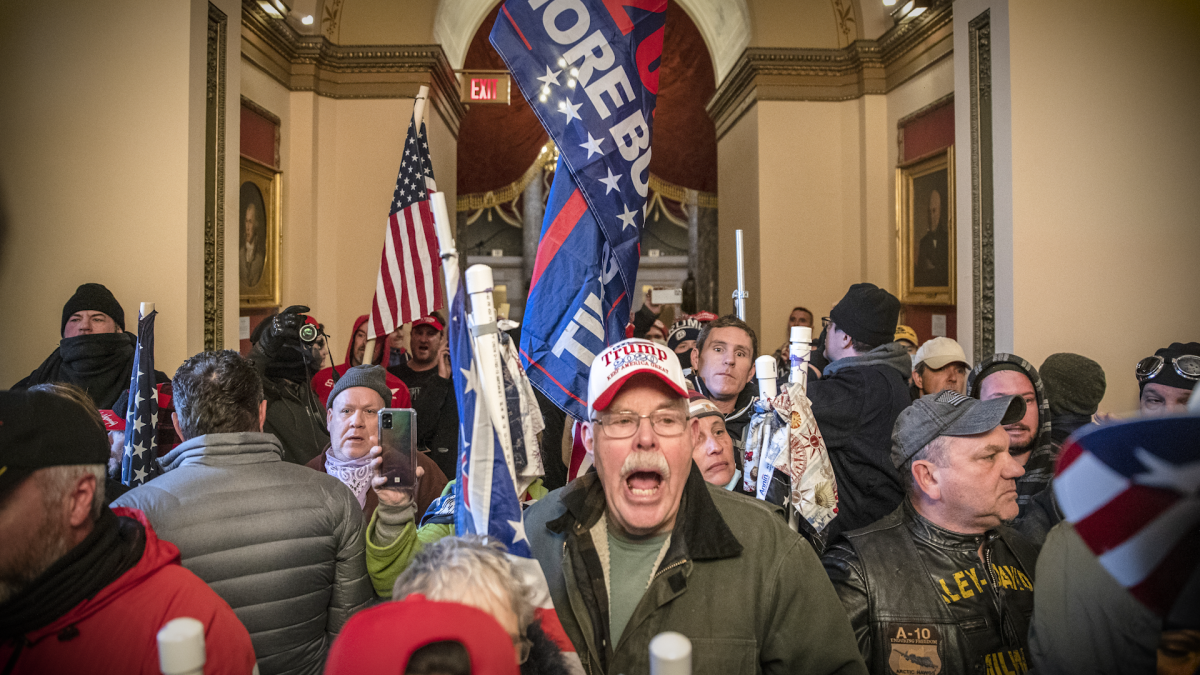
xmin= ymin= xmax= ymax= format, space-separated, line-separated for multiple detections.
xmin=311 ymin=314 xmax=412 ymax=408
xmin=0 ymin=508 xmax=256 ymax=675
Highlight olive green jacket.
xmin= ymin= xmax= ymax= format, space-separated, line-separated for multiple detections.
xmin=523 ymin=465 xmax=867 ymax=675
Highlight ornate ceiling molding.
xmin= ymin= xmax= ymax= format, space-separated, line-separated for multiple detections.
xmin=707 ymin=0 xmax=952 ymax=139
xmin=241 ymin=0 xmax=465 ymax=137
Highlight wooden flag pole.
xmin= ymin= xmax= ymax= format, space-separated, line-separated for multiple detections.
xmin=363 ymin=85 xmax=431 ymax=365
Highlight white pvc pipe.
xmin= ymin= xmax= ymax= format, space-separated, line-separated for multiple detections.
xmin=649 ymin=631 xmax=692 ymax=675
xmin=789 ymin=325 xmax=813 ymax=393
xmin=734 ymin=229 xmax=746 ymax=321
xmin=755 ymin=355 xmax=777 ymax=400
xmin=465 ymin=265 xmax=516 ymax=479
xmin=157 ymin=618 xmax=205 ymax=675
xmin=431 ymin=191 xmax=459 ymax=309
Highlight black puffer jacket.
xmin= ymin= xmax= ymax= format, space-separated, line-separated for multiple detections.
xmin=823 ymin=502 xmax=1038 ymax=675
xmin=808 ymin=342 xmax=913 ymax=542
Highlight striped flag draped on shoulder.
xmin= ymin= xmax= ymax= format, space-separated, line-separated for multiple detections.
xmin=369 ymin=113 xmax=443 ymax=340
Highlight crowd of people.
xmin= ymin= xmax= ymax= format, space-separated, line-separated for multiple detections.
xmin=2 ymin=281 xmax=1197 ymax=674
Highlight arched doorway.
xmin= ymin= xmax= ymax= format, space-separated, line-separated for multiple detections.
xmin=455 ymin=0 xmax=721 ymax=326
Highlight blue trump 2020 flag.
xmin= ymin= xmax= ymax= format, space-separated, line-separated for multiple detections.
xmin=491 ymin=0 xmax=666 ymax=420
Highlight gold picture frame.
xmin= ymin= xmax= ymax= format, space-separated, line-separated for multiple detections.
xmin=239 ymin=157 xmax=281 ymax=308
xmin=897 ymin=146 xmax=955 ymax=305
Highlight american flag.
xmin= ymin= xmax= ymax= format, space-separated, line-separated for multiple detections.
xmin=121 ymin=309 xmax=158 ymax=487
xmin=367 ymin=112 xmax=442 ymax=340
xmin=1054 ymin=415 xmax=1200 ymax=616
xmin=448 ymin=280 xmax=583 ymax=673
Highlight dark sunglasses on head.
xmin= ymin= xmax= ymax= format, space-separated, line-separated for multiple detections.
xmin=1136 ymin=354 xmax=1200 ymax=382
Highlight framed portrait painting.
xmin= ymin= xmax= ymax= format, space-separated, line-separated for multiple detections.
xmin=897 ymin=146 xmax=955 ymax=305
xmin=239 ymin=157 xmax=281 ymax=308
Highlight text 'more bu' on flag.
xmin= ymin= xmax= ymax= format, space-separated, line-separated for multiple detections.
xmin=121 ymin=309 xmax=158 ymax=487
xmin=1054 ymin=415 xmax=1200 ymax=618
xmin=368 ymin=111 xmax=443 ymax=341
xmin=491 ymin=0 xmax=667 ymax=421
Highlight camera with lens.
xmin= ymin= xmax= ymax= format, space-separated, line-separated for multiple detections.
xmin=381 ymin=412 xmax=393 ymax=429
xmin=298 ymin=323 xmax=318 ymax=344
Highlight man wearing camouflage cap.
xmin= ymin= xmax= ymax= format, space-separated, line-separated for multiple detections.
xmin=823 ymin=390 xmax=1039 ymax=675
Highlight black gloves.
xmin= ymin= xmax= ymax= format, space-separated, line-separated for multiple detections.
xmin=259 ymin=305 xmax=311 ymax=358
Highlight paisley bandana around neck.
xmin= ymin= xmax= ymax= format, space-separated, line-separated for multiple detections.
xmin=325 ymin=451 xmax=373 ymax=508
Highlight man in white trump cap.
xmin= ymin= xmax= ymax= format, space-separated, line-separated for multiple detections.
xmin=523 ymin=338 xmax=867 ymax=675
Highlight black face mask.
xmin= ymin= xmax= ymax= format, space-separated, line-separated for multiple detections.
xmin=676 ymin=348 xmax=693 ymax=370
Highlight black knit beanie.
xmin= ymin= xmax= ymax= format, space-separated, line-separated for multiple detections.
xmin=1140 ymin=342 xmax=1200 ymax=393
xmin=61 ymin=283 xmax=125 ymax=336
xmin=1040 ymin=353 xmax=1106 ymax=416
xmin=829 ymin=283 xmax=900 ymax=347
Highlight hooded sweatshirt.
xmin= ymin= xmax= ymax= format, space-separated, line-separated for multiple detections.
xmin=13 ymin=332 xmax=167 ymax=409
xmin=968 ymin=353 xmax=1057 ymax=520
xmin=0 ymin=507 xmax=256 ymax=675
xmin=808 ymin=340 xmax=914 ymax=542
xmin=312 ymin=314 xmax=412 ymax=409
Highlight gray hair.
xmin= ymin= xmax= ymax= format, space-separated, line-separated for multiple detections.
xmin=38 ymin=464 xmax=107 ymax=521
xmin=901 ymin=435 xmax=950 ymax=496
xmin=393 ymin=535 xmax=534 ymax=634
xmin=172 ymin=350 xmax=264 ymax=438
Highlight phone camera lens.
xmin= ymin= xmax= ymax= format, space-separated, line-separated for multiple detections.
xmin=382 ymin=414 xmax=392 ymax=429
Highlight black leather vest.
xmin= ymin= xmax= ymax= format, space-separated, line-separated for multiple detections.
xmin=846 ymin=505 xmax=1039 ymax=675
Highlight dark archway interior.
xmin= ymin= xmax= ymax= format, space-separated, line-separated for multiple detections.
xmin=457 ymin=0 xmax=718 ymax=195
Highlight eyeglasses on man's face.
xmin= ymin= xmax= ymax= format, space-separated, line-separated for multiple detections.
xmin=591 ymin=410 xmax=688 ymax=439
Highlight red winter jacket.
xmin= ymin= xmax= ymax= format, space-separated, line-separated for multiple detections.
xmin=311 ymin=314 xmax=412 ymax=408
xmin=0 ymin=508 xmax=256 ymax=675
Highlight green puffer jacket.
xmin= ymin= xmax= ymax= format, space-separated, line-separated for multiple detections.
xmin=523 ymin=465 xmax=868 ymax=675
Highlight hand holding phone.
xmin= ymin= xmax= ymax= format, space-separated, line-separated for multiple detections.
xmin=375 ymin=409 xmax=418 ymax=503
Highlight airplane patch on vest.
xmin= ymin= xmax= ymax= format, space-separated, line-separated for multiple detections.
xmin=887 ymin=623 xmax=941 ymax=675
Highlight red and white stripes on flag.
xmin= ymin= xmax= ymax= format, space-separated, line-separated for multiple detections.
xmin=368 ymin=113 xmax=443 ymax=340
xmin=1054 ymin=416 xmax=1200 ymax=617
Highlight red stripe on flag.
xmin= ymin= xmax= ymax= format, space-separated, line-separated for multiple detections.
xmin=417 ymin=199 xmax=444 ymax=312
xmin=530 ymin=190 xmax=588 ymax=291
xmin=606 ymin=291 xmax=627 ymax=320
xmin=405 ymin=204 xmax=430 ymax=318
xmin=1129 ymin=527 xmax=1200 ymax=616
xmin=394 ymin=212 xmax=413 ymax=327
xmin=533 ymin=607 xmax=576 ymax=654
xmin=1074 ymin=485 xmax=1180 ymax=555
xmin=520 ymin=347 xmax=588 ymax=407
xmin=1054 ymin=441 xmax=1083 ymax=476
xmin=502 ymin=5 xmax=532 ymax=50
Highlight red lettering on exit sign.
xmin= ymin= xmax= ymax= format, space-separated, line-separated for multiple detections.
xmin=471 ymin=78 xmax=497 ymax=101
xmin=458 ymin=71 xmax=510 ymax=104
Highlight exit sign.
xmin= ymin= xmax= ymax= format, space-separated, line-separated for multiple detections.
xmin=458 ymin=71 xmax=510 ymax=105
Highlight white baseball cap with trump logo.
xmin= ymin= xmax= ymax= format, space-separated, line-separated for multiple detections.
xmin=588 ymin=338 xmax=689 ymax=418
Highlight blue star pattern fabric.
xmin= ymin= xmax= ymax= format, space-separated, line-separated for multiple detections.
xmin=121 ymin=310 xmax=158 ymax=487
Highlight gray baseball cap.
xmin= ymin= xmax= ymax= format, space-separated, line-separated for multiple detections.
xmin=891 ymin=390 xmax=1026 ymax=468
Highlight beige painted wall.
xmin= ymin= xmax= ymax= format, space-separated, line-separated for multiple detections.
xmin=333 ymin=0 xmax=437 ymax=45
xmin=747 ymin=0 xmax=850 ymax=49
xmin=717 ymin=97 xmax=893 ymax=358
xmin=0 ymin=0 xmax=241 ymax=386
xmin=241 ymin=59 xmax=459 ymax=359
xmin=1007 ymin=0 xmax=1200 ymax=414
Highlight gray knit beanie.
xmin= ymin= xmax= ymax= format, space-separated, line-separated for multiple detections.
xmin=326 ymin=365 xmax=393 ymax=409
xmin=1040 ymin=353 xmax=1106 ymax=416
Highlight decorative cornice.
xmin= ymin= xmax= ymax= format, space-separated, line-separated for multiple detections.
xmin=241 ymin=0 xmax=465 ymax=137
xmin=707 ymin=0 xmax=953 ymax=138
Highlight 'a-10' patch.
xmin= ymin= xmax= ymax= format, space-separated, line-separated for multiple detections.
xmin=888 ymin=623 xmax=941 ymax=675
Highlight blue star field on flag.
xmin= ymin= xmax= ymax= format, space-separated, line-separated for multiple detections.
xmin=121 ymin=310 xmax=158 ymax=487
xmin=491 ymin=0 xmax=666 ymax=420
